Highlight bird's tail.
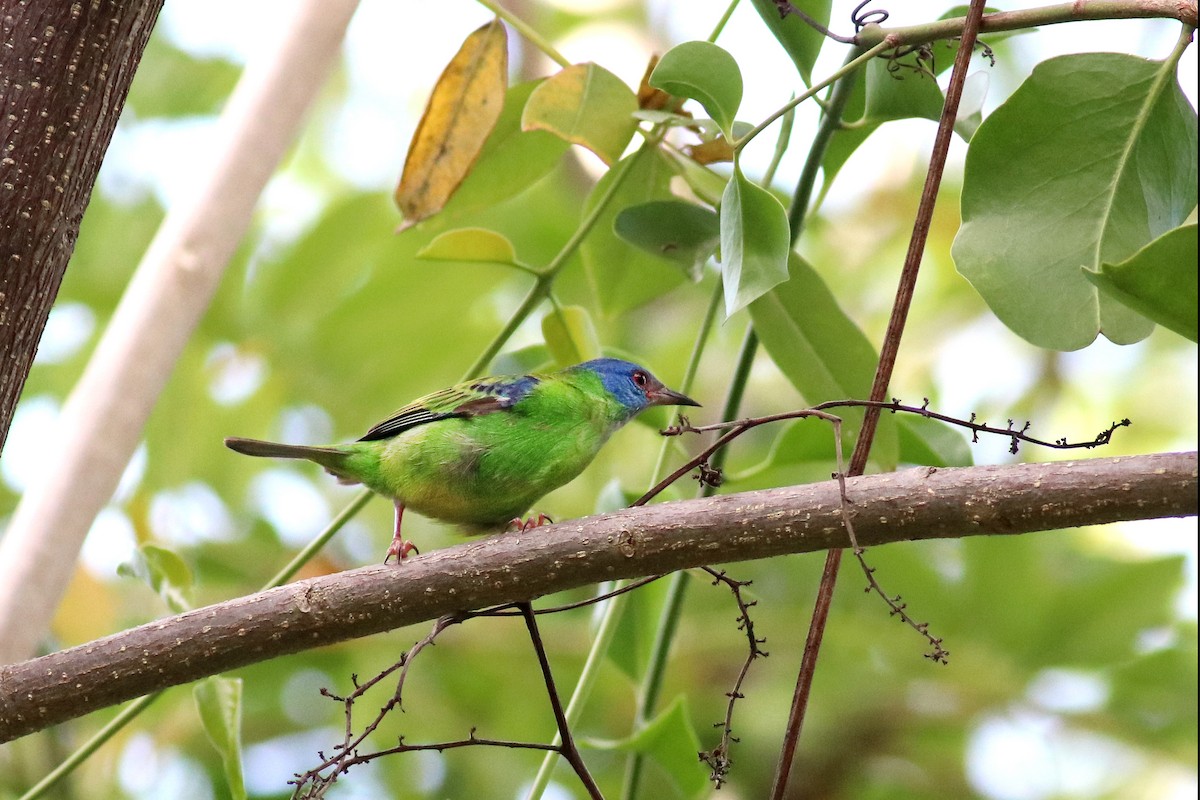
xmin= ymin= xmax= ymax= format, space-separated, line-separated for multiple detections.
xmin=224 ymin=437 xmax=348 ymax=474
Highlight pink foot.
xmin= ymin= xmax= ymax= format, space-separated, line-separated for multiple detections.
xmin=506 ymin=513 xmax=554 ymax=533
xmin=384 ymin=538 xmax=419 ymax=564
xmin=384 ymin=501 xmax=420 ymax=565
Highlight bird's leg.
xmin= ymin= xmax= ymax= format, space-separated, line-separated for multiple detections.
xmin=384 ymin=501 xmax=419 ymax=564
xmin=506 ymin=513 xmax=554 ymax=533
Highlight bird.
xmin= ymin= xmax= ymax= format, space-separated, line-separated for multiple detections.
xmin=225 ymin=358 xmax=699 ymax=563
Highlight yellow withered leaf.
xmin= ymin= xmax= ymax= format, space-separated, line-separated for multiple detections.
xmin=394 ymin=19 xmax=508 ymax=227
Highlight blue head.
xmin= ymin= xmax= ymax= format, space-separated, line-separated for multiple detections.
xmin=571 ymin=358 xmax=700 ymax=415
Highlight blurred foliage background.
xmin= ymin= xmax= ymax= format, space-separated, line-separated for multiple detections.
xmin=1 ymin=1 xmax=1196 ymax=799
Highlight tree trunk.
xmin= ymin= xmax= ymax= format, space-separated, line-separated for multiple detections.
xmin=0 ymin=0 xmax=163 ymax=450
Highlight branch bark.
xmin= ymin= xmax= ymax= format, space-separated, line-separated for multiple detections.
xmin=856 ymin=0 xmax=1198 ymax=48
xmin=0 ymin=451 xmax=1194 ymax=742
xmin=0 ymin=0 xmax=163 ymax=450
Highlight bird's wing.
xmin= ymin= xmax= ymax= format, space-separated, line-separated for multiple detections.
xmin=357 ymin=374 xmax=541 ymax=442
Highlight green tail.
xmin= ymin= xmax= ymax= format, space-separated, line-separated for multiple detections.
xmin=224 ymin=437 xmax=350 ymax=475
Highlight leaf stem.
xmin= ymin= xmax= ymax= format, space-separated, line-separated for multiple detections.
xmin=734 ymin=40 xmax=892 ymax=154
xmin=476 ymin=0 xmax=571 ymax=68
xmin=787 ymin=47 xmax=863 ymax=237
xmin=707 ymin=0 xmax=742 ymax=43
xmin=465 ymin=140 xmax=655 ymax=378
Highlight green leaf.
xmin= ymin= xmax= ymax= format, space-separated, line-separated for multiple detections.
xmin=416 ymin=227 xmax=527 ymax=270
xmin=606 ymin=575 xmax=671 ymax=681
xmin=581 ymin=150 xmax=685 ymax=315
xmin=861 ymin=56 xmax=945 ymax=123
xmin=896 ymin=415 xmax=974 ymax=467
xmin=821 ymin=51 xmax=944 ymax=197
xmin=117 ymin=543 xmax=194 ymax=614
xmin=665 ymin=150 xmax=728 ymax=206
xmin=953 ymin=53 xmax=1198 ymax=350
xmin=719 ymin=167 xmax=790 ymax=316
xmin=194 ymin=677 xmax=247 ymax=800
xmin=749 ymin=253 xmax=898 ymax=465
xmin=587 ymin=695 xmax=707 ymax=798
xmin=488 ymin=343 xmax=552 ymax=376
xmin=126 ymin=38 xmax=241 ymax=118
xmin=1108 ymin=640 xmax=1198 ymax=757
xmin=726 ymin=417 xmax=837 ymax=484
xmin=749 ymin=0 xmax=831 ymax=86
xmin=542 ymin=305 xmax=601 ymax=367
xmin=522 ymin=63 xmax=638 ymax=166
xmin=1084 ymin=223 xmax=1198 ymax=342
xmin=650 ymin=41 xmax=743 ymax=137
xmin=614 ymin=200 xmax=719 ymax=280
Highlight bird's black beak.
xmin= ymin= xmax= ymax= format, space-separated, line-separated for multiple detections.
xmin=649 ymin=386 xmax=701 ymax=408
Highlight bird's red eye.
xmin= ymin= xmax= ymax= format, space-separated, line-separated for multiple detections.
xmin=632 ymin=370 xmax=649 ymax=388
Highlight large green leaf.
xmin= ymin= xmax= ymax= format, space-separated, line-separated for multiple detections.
xmin=719 ymin=167 xmax=790 ymax=316
xmin=126 ymin=38 xmax=241 ymax=118
xmin=749 ymin=253 xmax=897 ymax=465
xmin=587 ymin=695 xmax=707 ymax=798
xmin=953 ymin=53 xmax=1198 ymax=350
xmin=650 ymin=41 xmax=743 ymax=137
xmin=614 ymin=200 xmax=719 ymax=281
xmin=541 ymin=305 xmax=601 ymax=367
xmin=581 ymin=150 xmax=685 ymax=315
xmin=194 ymin=676 xmax=247 ymax=800
xmin=896 ymin=415 xmax=973 ymax=467
xmin=117 ymin=543 xmax=194 ymax=614
xmin=606 ymin=573 xmax=672 ymax=682
xmin=820 ymin=51 xmax=944 ymax=197
xmin=1084 ymin=223 xmax=1198 ymax=342
xmin=1107 ymin=639 xmax=1198 ymax=757
xmin=748 ymin=0 xmax=831 ymax=86
xmin=522 ymin=63 xmax=638 ymax=166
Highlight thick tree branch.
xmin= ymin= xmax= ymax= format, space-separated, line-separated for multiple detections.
xmin=0 ymin=451 xmax=1194 ymax=742
xmin=855 ymin=0 xmax=1198 ymax=49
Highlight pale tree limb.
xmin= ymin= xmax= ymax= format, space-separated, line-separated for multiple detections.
xmin=0 ymin=0 xmax=362 ymax=666
xmin=0 ymin=451 xmax=1193 ymax=743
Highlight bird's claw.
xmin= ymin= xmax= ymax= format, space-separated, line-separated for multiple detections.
xmin=506 ymin=513 xmax=554 ymax=533
xmin=384 ymin=538 xmax=420 ymax=565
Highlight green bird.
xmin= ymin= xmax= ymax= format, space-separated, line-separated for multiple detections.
xmin=225 ymin=358 xmax=699 ymax=562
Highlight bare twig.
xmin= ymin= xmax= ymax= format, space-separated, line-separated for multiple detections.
xmin=517 ymin=603 xmax=604 ymax=800
xmin=291 ymin=612 xmax=468 ymax=796
xmin=769 ymin=1 xmax=992 ymax=796
xmin=697 ymin=567 xmax=770 ymax=787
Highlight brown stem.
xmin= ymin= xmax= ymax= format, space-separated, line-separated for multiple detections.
xmin=518 ymin=602 xmax=604 ymax=799
xmin=769 ymin=1 xmax=993 ymax=796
